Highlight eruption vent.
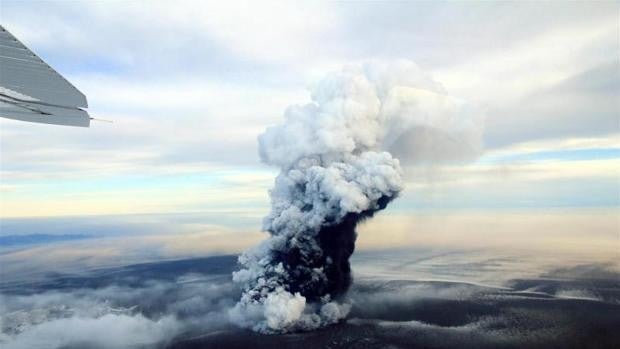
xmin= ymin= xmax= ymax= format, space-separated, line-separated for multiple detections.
xmin=230 ymin=60 xmax=482 ymax=333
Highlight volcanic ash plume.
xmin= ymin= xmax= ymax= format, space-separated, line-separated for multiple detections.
xmin=230 ymin=61 xmax=481 ymax=333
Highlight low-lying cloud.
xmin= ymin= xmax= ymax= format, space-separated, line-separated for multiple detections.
xmin=1 ymin=273 xmax=237 ymax=349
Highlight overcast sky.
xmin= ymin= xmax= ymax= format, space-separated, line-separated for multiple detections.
xmin=0 ymin=1 xmax=618 ymax=219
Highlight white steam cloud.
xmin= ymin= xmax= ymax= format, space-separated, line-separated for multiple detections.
xmin=231 ymin=60 xmax=483 ymax=333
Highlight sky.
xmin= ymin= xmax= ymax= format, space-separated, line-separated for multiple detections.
xmin=0 ymin=1 xmax=618 ymax=257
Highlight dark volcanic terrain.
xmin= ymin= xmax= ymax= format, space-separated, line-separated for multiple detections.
xmin=1 ymin=254 xmax=619 ymax=349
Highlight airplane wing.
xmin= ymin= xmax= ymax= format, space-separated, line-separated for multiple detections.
xmin=0 ymin=25 xmax=90 ymax=127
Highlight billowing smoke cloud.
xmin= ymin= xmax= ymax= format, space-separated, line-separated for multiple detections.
xmin=231 ymin=60 xmax=483 ymax=333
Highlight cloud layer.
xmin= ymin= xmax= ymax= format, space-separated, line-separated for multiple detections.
xmin=1 ymin=1 xmax=617 ymax=218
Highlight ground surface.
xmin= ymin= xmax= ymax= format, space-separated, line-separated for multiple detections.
xmin=2 ymin=251 xmax=619 ymax=349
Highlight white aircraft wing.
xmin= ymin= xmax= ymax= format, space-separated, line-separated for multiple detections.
xmin=0 ymin=25 xmax=90 ymax=127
